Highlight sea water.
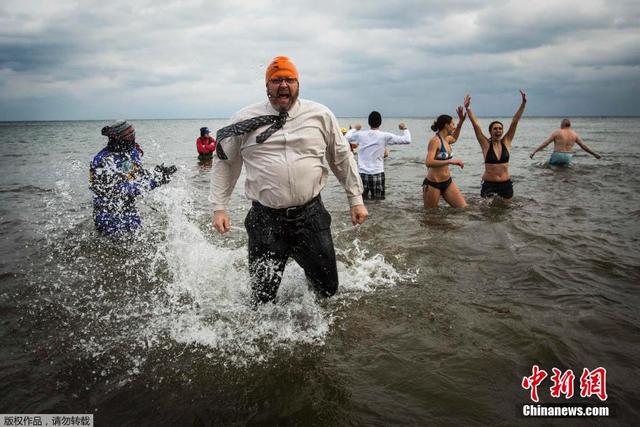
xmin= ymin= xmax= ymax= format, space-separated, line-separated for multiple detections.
xmin=0 ymin=117 xmax=638 ymax=424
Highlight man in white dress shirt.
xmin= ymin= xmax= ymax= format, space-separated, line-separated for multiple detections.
xmin=210 ymin=56 xmax=368 ymax=305
xmin=345 ymin=111 xmax=411 ymax=200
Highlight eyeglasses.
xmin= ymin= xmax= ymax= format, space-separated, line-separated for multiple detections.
xmin=268 ymin=77 xmax=298 ymax=85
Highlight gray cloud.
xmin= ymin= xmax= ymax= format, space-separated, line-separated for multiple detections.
xmin=0 ymin=0 xmax=639 ymax=120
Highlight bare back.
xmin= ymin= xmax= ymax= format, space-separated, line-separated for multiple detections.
xmin=552 ymin=128 xmax=580 ymax=152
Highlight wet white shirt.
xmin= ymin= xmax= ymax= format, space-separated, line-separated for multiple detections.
xmin=210 ymin=99 xmax=363 ymax=210
xmin=346 ymin=128 xmax=411 ymax=174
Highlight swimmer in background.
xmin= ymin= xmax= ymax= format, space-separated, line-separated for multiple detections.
xmin=346 ymin=123 xmax=394 ymax=157
xmin=423 ymin=106 xmax=467 ymax=208
xmin=464 ymin=90 xmax=527 ymax=202
xmin=197 ymin=127 xmax=217 ymax=161
xmin=530 ymin=119 xmax=601 ymax=166
xmin=345 ymin=112 xmax=411 ymax=200
xmin=341 ymin=126 xmax=359 ymax=153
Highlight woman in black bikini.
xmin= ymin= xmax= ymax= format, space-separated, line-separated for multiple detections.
xmin=464 ymin=91 xmax=526 ymax=202
xmin=423 ymin=106 xmax=467 ymax=208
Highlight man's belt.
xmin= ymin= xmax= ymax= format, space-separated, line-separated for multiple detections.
xmin=252 ymin=196 xmax=321 ymax=220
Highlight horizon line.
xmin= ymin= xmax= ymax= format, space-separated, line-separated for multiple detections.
xmin=2 ymin=115 xmax=640 ymax=123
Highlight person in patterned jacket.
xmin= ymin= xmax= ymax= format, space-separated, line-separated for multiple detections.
xmin=89 ymin=120 xmax=176 ymax=235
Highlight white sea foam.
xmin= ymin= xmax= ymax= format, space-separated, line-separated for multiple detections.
xmin=35 ymin=168 xmax=415 ymax=370
xmin=142 ymin=184 xmax=414 ymax=364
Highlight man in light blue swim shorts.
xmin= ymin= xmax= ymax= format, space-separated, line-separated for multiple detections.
xmin=549 ymin=151 xmax=573 ymax=166
xmin=530 ymin=119 xmax=601 ymax=166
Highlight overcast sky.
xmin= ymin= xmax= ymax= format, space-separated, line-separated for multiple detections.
xmin=1 ymin=0 xmax=639 ymax=120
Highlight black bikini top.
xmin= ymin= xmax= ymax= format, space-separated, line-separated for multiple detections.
xmin=485 ymin=139 xmax=509 ymax=164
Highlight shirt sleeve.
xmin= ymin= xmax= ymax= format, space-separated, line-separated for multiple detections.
xmin=209 ymin=133 xmax=243 ymax=211
xmin=324 ymin=112 xmax=364 ymax=207
xmin=345 ymin=128 xmax=358 ymax=142
xmin=386 ymin=129 xmax=411 ymax=145
xmin=90 ymin=155 xmax=157 ymax=198
xmin=126 ymin=154 xmax=159 ymax=194
xmin=121 ymin=170 xmax=157 ymax=195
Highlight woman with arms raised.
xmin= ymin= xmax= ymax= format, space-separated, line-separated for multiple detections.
xmin=423 ymin=106 xmax=467 ymax=208
xmin=464 ymin=90 xmax=526 ymax=202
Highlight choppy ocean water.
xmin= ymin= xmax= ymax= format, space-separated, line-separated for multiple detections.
xmin=1 ymin=117 xmax=639 ymax=425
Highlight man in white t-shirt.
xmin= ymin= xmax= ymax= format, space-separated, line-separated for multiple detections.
xmin=345 ymin=111 xmax=411 ymax=200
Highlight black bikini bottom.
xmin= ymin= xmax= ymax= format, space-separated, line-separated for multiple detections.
xmin=422 ymin=177 xmax=453 ymax=193
xmin=480 ymin=179 xmax=513 ymax=199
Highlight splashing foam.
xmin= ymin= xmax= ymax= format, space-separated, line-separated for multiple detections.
xmin=151 ymin=185 xmax=415 ymax=364
xmin=35 ymin=175 xmax=415 ymax=371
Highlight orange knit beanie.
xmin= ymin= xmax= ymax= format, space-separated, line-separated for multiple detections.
xmin=265 ymin=56 xmax=299 ymax=81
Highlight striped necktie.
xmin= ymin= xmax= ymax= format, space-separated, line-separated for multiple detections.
xmin=216 ymin=111 xmax=288 ymax=160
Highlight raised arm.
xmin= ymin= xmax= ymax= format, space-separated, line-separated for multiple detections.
xmin=345 ymin=127 xmax=358 ymax=142
xmin=575 ymin=134 xmax=602 ymax=159
xmin=464 ymin=94 xmax=489 ymax=147
xmin=530 ymin=132 xmax=555 ymax=159
xmin=386 ymin=123 xmax=411 ymax=145
xmin=504 ymin=90 xmax=527 ymax=143
xmin=449 ymin=106 xmax=466 ymax=144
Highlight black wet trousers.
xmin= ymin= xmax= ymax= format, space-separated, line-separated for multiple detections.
xmin=244 ymin=197 xmax=339 ymax=304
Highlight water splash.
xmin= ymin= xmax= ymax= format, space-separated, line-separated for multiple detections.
xmin=24 ymin=172 xmax=415 ymax=386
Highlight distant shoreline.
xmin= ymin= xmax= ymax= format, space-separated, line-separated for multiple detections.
xmin=2 ymin=115 xmax=640 ymax=123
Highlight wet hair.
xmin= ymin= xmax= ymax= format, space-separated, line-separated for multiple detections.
xmin=368 ymin=111 xmax=382 ymax=128
xmin=200 ymin=127 xmax=210 ymax=137
xmin=488 ymin=121 xmax=504 ymax=133
xmin=561 ymin=119 xmax=571 ymax=128
xmin=431 ymin=115 xmax=452 ymax=132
